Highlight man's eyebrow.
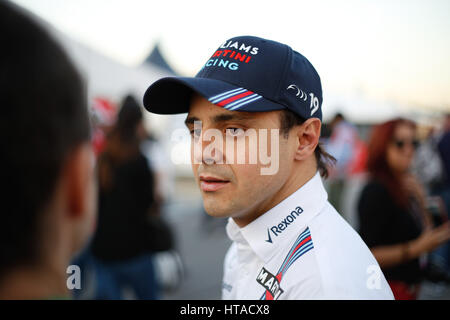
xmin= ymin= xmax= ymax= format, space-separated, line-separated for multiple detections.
xmin=211 ymin=113 xmax=255 ymax=124
xmin=184 ymin=113 xmax=255 ymax=127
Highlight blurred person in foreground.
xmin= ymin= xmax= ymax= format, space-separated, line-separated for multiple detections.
xmin=90 ymin=97 xmax=117 ymax=157
xmin=358 ymin=118 xmax=450 ymax=300
xmin=0 ymin=1 xmax=97 ymax=299
xmin=90 ymin=95 xmax=160 ymax=299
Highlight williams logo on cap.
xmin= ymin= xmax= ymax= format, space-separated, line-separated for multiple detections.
xmin=143 ymin=35 xmax=323 ymax=121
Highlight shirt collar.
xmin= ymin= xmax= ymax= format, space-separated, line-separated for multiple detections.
xmin=226 ymin=171 xmax=328 ymax=262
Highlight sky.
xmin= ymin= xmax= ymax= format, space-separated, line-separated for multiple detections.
xmin=10 ymin=0 xmax=450 ymax=111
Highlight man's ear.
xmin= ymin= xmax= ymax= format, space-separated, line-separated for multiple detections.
xmin=63 ymin=143 xmax=95 ymax=219
xmin=293 ymin=118 xmax=321 ymax=161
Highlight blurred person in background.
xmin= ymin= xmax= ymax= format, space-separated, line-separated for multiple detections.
xmin=437 ymin=114 xmax=450 ymax=211
xmin=0 ymin=1 xmax=97 ymax=299
xmin=325 ymin=113 xmax=367 ymax=214
xmin=90 ymin=97 xmax=117 ymax=157
xmin=69 ymin=97 xmax=118 ymax=300
xmin=412 ymin=126 xmax=444 ymax=194
xmin=412 ymin=121 xmax=450 ymax=285
xmin=90 ymin=95 xmax=162 ymax=299
xmin=431 ymin=114 xmax=450 ymax=278
xmin=358 ymin=118 xmax=450 ymax=300
xmin=139 ymin=123 xmax=185 ymax=295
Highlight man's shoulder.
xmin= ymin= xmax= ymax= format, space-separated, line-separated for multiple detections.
xmin=302 ymin=204 xmax=393 ymax=299
xmin=308 ymin=203 xmax=375 ymax=262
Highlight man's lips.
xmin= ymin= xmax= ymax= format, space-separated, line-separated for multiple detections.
xmin=199 ymin=175 xmax=230 ymax=192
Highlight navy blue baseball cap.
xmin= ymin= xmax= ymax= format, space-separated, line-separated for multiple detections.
xmin=143 ymin=35 xmax=323 ymax=121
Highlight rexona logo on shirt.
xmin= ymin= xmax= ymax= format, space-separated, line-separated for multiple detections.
xmin=265 ymin=206 xmax=303 ymax=243
xmin=256 ymin=267 xmax=284 ymax=300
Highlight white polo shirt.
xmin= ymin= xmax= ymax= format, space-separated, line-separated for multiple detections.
xmin=222 ymin=172 xmax=394 ymax=300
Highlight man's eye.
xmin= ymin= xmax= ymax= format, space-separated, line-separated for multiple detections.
xmin=190 ymin=129 xmax=201 ymax=138
xmin=226 ymin=128 xmax=245 ymax=137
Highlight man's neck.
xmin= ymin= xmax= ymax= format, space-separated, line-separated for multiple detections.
xmin=232 ymin=164 xmax=317 ymax=227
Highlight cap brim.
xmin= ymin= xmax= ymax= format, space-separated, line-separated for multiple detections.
xmin=143 ymin=77 xmax=286 ymax=115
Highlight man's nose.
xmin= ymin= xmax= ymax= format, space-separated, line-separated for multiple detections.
xmin=192 ymin=133 xmax=204 ymax=164
xmin=192 ymin=128 xmax=225 ymax=165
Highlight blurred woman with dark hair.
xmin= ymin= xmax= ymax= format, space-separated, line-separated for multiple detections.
xmin=358 ymin=118 xmax=450 ymax=300
xmin=91 ymin=95 xmax=159 ymax=299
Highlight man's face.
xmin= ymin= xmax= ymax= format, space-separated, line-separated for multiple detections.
xmin=185 ymin=95 xmax=297 ymax=225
